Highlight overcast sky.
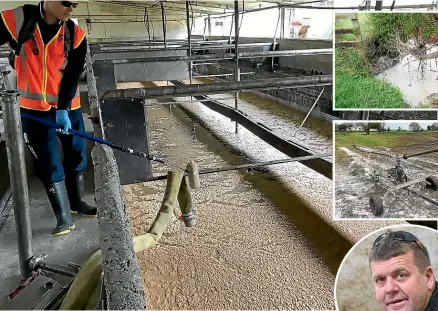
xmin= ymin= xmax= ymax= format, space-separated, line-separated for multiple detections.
xmin=339 ymin=121 xmax=438 ymax=130
xmin=386 ymin=121 xmax=438 ymax=130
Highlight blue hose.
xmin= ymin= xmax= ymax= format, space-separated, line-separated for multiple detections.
xmin=21 ymin=111 xmax=110 ymax=145
xmin=20 ymin=111 xmax=152 ymax=159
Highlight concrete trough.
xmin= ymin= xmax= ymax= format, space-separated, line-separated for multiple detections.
xmin=86 ymin=60 xmax=147 ymax=309
xmin=92 ymin=145 xmax=146 ymax=310
xmin=85 ymin=38 xmax=427 ymax=309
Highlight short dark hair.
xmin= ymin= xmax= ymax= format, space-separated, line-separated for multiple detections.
xmin=369 ymin=231 xmax=431 ymax=273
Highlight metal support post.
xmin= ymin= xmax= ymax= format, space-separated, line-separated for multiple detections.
xmin=207 ymin=14 xmax=212 ymax=36
xmin=1 ymin=65 xmax=12 ymax=90
xmin=234 ymin=0 xmax=239 ymax=134
xmin=272 ymin=7 xmax=281 ymax=72
xmin=203 ymin=18 xmax=207 ymax=40
xmin=280 ymin=7 xmax=285 ymax=39
xmin=160 ymin=1 xmax=167 ymax=50
xmin=375 ymin=0 xmax=383 ymax=10
xmin=300 ymin=87 xmax=325 ymax=127
xmin=1 ymin=90 xmax=33 ymax=279
xmin=186 ymin=1 xmax=193 ymax=86
xmin=104 ymin=75 xmax=333 ymax=99
xmin=229 ymin=14 xmax=234 ymax=52
xmin=99 ymin=49 xmax=333 ymax=65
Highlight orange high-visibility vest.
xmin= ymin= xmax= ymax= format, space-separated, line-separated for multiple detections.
xmin=1 ymin=6 xmax=86 ymax=111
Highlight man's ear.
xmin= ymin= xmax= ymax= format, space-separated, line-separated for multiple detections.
xmin=425 ymin=266 xmax=435 ymax=291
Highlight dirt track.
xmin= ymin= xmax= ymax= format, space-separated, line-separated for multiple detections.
xmin=335 ymin=136 xmax=438 ymax=218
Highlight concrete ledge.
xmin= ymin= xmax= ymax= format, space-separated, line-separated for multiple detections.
xmin=88 ymin=42 xmax=146 ymax=309
xmin=92 ymin=144 xmax=146 ymax=310
xmin=194 ymin=62 xmax=333 ymax=117
xmin=193 ymin=70 xmax=335 ymax=122
xmin=86 ymin=44 xmax=99 ymax=118
xmin=248 ymin=89 xmax=337 ymax=122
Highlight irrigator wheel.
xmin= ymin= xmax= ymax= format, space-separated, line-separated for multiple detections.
xmin=425 ymin=176 xmax=438 ymax=191
xmin=370 ymin=195 xmax=384 ymax=216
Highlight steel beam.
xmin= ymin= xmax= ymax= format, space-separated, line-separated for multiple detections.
xmin=309 ymin=4 xmax=435 ymax=10
xmin=161 ymin=1 xmax=167 ymax=50
xmin=92 ymin=39 xmax=230 ymax=47
xmin=94 ymin=42 xmax=278 ymax=53
xmin=168 ymin=89 xmax=332 ymax=179
xmin=1 ymin=90 xmax=33 ymax=279
xmin=234 ymin=0 xmax=240 ymax=134
xmin=194 ymin=72 xmax=256 ymax=78
xmin=102 ymin=75 xmax=332 ymax=99
xmin=186 ymin=1 xmax=193 ymax=85
xmin=96 ymin=49 xmax=333 ymax=64
xmin=280 ymin=7 xmax=285 ymax=39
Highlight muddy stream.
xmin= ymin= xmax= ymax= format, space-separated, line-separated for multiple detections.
xmin=377 ymin=48 xmax=438 ymax=107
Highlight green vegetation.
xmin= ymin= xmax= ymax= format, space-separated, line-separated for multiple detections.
xmin=335 ymin=19 xmax=356 ymax=41
xmin=335 ymin=48 xmax=406 ymax=108
xmin=337 ymin=131 xmax=411 ymax=149
xmin=335 ymin=130 xmax=438 ymax=162
xmin=335 ymin=13 xmax=438 ymax=109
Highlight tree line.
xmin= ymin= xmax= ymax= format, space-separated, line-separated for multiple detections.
xmin=335 ymin=122 xmax=438 ymax=134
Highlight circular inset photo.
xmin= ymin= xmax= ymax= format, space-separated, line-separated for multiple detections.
xmin=335 ymin=225 xmax=438 ymax=311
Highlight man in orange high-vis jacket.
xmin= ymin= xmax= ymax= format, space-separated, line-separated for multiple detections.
xmin=0 ymin=1 xmax=97 ymax=237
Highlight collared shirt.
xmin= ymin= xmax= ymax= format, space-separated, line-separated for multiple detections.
xmin=426 ymin=282 xmax=438 ymax=311
xmin=0 ymin=2 xmax=87 ymax=110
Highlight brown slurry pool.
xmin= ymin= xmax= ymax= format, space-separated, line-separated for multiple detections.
xmin=122 ymin=104 xmax=345 ymax=310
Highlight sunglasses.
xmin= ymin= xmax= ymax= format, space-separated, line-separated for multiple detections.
xmin=61 ymin=1 xmax=79 ymax=9
xmin=372 ymin=231 xmax=427 ymax=255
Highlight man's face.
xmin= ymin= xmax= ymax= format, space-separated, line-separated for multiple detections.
xmin=371 ymin=251 xmax=435 ymax=311
xmin=47 ymin=1 xmax=78 ymax=22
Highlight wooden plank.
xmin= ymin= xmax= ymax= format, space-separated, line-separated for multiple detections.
xmin=335 ymin=28 xmax=361 ymax=35
xmin=335 ymin=13 xmax=358 ymax=20
xmin=336 ymin=41 xmax=360 ymax=48
xmin=351 ymin=18 xmax=362 ymax=41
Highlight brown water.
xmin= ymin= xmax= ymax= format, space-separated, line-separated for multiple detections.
xmin=377 ymin=51 xmax=438 ymax=108
xmin=122 ymin=105 xmax=349 ymax=310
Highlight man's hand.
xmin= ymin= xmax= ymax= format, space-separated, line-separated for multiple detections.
xmin=56 ymin=109 xmax=71 ymax=134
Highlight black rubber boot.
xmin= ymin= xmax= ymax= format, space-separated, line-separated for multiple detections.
xmin=66 ymin=172 xmax=97 ymax=217
xmin=45 ymin=182 xmax=76 ymax=237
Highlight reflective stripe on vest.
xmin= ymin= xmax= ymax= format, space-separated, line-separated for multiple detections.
xmin=2 ymin=6 xmax=82 ymax=111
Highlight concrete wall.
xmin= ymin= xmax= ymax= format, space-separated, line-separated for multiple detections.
xmin=278 ymin=39 xmax=332 ymax=74
xmin=194 ymin=61 xmax=333 ymax=117
xmin=92 ymin=50 xmax=189 ymax=83
xmin=191 ymin=6 xmax=333 ymax=39
xmin=0 ymin=1 xmax=38 ymax=10
xmin=81 ymin=20 xmax=187 ymax=41
xmin=191 ymin=8 xmax=283 ymax=38
xmin=192 ymin=36 xmax=332 ymax=74
xmin=336 ymin=225 xmax=438 ymax=311
xmin=76 ymin=1 xmax=186 ymax=40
